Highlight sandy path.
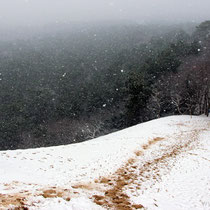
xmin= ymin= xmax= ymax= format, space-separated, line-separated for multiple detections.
xmin=89 ymin=127 xmax=208 ymax=210
xmin=0 ymin=116 xmax=209 ymax=209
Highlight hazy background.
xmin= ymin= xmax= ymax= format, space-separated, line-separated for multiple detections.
xmin=1 ymin=0 xmax=210 ymax=150
xmin=0 ymin=0 xmax=210 ymax=27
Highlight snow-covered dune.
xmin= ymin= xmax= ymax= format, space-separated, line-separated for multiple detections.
xmin=0 ymin=115 xmax=209 ymax=210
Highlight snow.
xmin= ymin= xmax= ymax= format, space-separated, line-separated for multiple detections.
xmin=0 ymin=115 xmax=209 ymax=209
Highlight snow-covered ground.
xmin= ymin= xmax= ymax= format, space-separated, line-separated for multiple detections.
xmin=0 ymin=115 xmax=209 ymax=210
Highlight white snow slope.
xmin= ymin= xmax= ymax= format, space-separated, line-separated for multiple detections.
xmin=0 ymin=115 xmax=209 ymax=210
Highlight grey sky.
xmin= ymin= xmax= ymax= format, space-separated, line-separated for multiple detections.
xmin=0 ymin=0 xmax=210 ymax=27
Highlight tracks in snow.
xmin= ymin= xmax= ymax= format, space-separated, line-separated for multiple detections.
xmin=0 ymin=121 xmax=208 ymax=210
xmin=90 ymin=128 xmax=207 ymax=209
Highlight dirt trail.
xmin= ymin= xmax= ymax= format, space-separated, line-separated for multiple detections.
xmin=0 ymin=125 xmax=207 ymax=210
xmin=90 ymin=128 xmax=206 ymax=209
xmin=0 ymin=185 xmax=72 ymax=210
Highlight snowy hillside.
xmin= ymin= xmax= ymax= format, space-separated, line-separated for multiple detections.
xmin=0 ymin=115 xmax=209 ymax=210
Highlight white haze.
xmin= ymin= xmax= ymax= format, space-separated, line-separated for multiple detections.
xmin=0 ymin=0 xmax=210 ymax=27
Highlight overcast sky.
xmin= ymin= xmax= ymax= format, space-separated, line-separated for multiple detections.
xmin=0 ymin=0 xmax=210 ymax=27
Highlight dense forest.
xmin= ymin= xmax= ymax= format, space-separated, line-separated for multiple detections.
xmin=0 ymin=21 xmax=209 ymax=150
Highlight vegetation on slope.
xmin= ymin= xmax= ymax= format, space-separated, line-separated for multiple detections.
xmin=0 ymin=21 xmax=209 ymax=150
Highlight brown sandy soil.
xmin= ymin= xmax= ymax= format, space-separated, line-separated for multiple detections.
xmin=90 ymin=129 xmax=205 ymax=209
xmin=0 ymin=186 xmax=71 ymax=209
xmin=0 ymin=126 xmax=207 ymax=210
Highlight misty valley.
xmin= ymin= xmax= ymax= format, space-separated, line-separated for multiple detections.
xmin=0 ymin=21 xmax=209 ymax=150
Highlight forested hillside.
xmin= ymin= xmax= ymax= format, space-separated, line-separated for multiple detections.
xmin=0 ymin=21 xmax=209 ymax=150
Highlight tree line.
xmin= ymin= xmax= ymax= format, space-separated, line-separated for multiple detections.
xmin=0 ymin=21 xmax=209 ymax=150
